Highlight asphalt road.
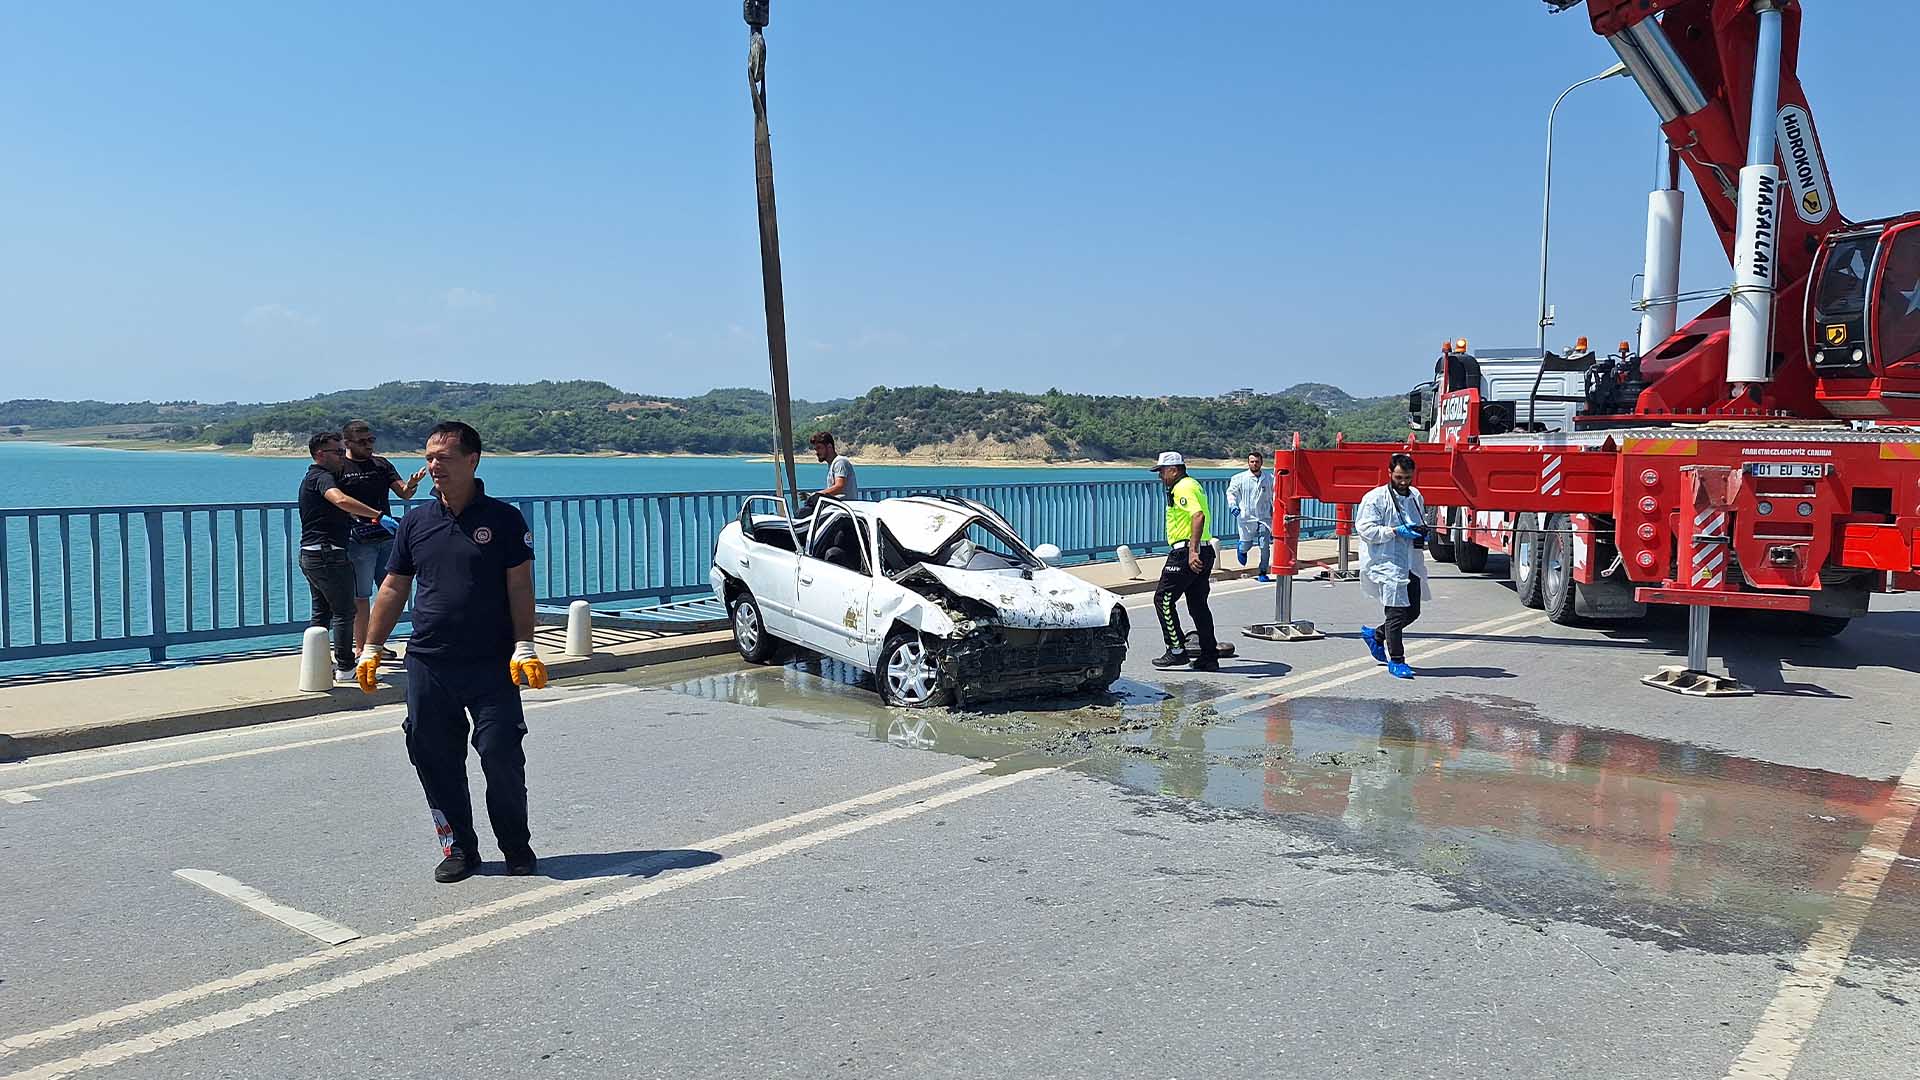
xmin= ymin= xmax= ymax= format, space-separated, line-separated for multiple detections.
xmin=2 ymin=560 xmax=1916 ymax=1079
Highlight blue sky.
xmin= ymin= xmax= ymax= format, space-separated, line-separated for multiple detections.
xmin=2 ymin=2 xmax=1914 ymax=403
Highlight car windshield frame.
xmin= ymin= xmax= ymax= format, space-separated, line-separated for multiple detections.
xmin=877 ymin=511 xmax=1044 ymax=578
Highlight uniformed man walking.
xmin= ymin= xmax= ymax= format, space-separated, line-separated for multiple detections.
xmin=1150 ymin=452 xmax=1220 ymax=671
xmin=358 ymin=421 xmax=548 ymax=883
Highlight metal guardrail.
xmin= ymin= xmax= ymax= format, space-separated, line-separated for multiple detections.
xmin=1 ymin=480 xmax=1334 ymax=668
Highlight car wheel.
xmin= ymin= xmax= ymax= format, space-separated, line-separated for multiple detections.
xmin=878 ymin=632 xmax=952 ymax=709
xmin=730 ymin=590 xmax=777 ymax=664
xmin=1510 ymin=513 xmax=1544 ymax=608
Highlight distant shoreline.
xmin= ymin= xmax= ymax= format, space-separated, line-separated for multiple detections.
xmin=0 ymin=435 xmax=1238 ymax=469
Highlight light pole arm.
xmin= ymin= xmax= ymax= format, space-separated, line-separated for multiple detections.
xmin=1537 ymin=64 xmax=1631 ymax=360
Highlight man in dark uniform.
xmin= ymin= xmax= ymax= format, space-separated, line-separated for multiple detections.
xmin=358 ymin=421 xmax=548 ymax=883
xmin=338 ymin=418 xmax=426 ymax=658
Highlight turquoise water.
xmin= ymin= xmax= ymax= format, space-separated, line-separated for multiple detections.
xmin=0 ymin=441 xmax=1205 ymax=508
xmin=0 ymin=442 xmax=1244 ymax=677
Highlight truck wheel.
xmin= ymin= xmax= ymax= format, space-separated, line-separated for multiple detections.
xmin=1455 ymin=534 xmax=1490 ymax=574
xmin=1428 ymin=516 xmax=1457 ymax=563
xmin=1540 ymin=514 xmax=1579 ymax=625
xmin=730 ymin=590 xmax=778 ymax=664
xmin=1510 ymin=513 xmax=1544 ymax=608
xmin=878 ymin=632 xmax=954 ymax=709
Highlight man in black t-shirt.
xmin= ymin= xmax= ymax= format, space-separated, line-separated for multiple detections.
xmin=298 ymin=432 xmax=386 ymax=680
xmin=359 ymin=421 xmax=546 ymax=883
xmin=338 ymin=419 xmax=427 ymax=658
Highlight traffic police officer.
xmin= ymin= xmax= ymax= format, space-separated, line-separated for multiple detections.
xmin=359 ymin=421 xmax=549 ymax=883
xmin=1150 ymin=451 xmax=1221 ymax=671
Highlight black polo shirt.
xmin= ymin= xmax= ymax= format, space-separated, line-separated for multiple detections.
xmin=338 ymin=454 xmax=401 ymax=544
xmin=298 ymin=464 xmax=352 ymax=549
xmin=388 ymin=480 xmax=534 ymax=665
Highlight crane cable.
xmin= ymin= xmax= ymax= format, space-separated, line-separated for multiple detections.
xmin=744 ymin=0 xmax=800 ymax=511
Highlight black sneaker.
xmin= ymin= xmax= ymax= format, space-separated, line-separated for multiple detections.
xmin=503 ymin=848 xmax=538 ymax=876
xmin=433 ymin=851 xmax=481 ymax=884
xmin=1188 ymin=654 xmax=1221 ymax=672
xmin=1151 ymin=650 xmax=1188 ymax=669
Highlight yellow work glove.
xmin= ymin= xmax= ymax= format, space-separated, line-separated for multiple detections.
xmin=510 ymin=641 xmax=548 ymax=690
xmin=356 ymin=645 xmax=383 ymax=694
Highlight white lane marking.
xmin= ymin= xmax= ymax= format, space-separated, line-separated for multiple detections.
xmin=0 ymin=759 xmax=994 ymax=1058
xmin=0 ymin=792 xmax=40 ymax=804
xmin=172 ymin=870 xmax=362 ymax=948
xmin=1723 ymin=747 xmax=1920 ymax=1079
xmin=1209 ymin=609 xmax=1548 ymax=712
xmin=1221 ymin=616 xmax=1550 ymax=717
xmin=2 ymin=767 xmax=1055 ymax=1080
xmin=0 ymin=688 xmax=640 ymax=801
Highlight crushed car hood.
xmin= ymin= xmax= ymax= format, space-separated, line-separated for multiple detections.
xmin=898 ymin=564 xmax=1113 ymax=630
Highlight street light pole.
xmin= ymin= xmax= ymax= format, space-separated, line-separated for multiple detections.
xmin=1537 ymin=62 xmax=1631 ymax=360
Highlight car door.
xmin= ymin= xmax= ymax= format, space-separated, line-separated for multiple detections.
xmin=791 ymin=501 xmax=875 ymax=666
xmin=726 ymin=495 xmax=802 ymax=637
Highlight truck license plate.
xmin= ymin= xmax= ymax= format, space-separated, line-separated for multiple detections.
xmin=1744 ymin=462 xmax=1831 ymax=478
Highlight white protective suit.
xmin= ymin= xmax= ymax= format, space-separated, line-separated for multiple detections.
xmin=1354 ymin=482 xmax=1433 ymax=609
xmin=1226 ymin=468 xmax=1275 ymax=542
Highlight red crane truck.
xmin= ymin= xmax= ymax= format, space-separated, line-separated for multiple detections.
xmin=1264 ymin=0 xmax=1920 ymax=695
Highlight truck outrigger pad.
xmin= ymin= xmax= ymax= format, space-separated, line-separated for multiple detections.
xmin=1243 ymin=621 xmax=1324 ymax=642
xmin=1640 ymin=666 xmax=1752 ymax=698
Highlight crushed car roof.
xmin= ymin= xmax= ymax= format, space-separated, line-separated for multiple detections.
xmin=865 ymin=496 xmax=1016 ymax=556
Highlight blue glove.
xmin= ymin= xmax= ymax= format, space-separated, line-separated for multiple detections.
xmin=1394 ymin=523 xmax=1421 ymax=540
xmin=379 ymin=514 xmax=400 ymax=536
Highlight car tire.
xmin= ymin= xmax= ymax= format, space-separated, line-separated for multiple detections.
xmin=1540 ymin=514 xmax=1579 ymax=626
xmin=1510 ymin=513 xmax=1544 ymax=609
xmin=878 ymin=632 xmax=953 ymax=709
xmin=730 ymin=590 xmax=778 ymax=664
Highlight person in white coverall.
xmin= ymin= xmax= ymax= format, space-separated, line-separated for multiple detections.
xmin=1225 ymin=451 xmax=1276 ymax=583
xmin=1355 ymin=453 xmax=1432 ymax=679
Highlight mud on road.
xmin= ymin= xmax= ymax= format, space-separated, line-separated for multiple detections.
xmin=614 ymin=652 xmax=1920 ymax=983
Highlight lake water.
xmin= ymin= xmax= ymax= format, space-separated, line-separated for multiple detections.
xmin=0 ymin=442 xmax=1223 ymax=509
xmin=0 ymin=442 xmax=1245 ymax=677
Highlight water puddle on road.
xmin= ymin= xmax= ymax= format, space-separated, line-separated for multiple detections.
xmin=627 ymin=656 xmax=1920 ymax=967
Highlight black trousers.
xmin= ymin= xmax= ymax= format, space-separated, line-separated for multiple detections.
xmin=298 ymin=549 xmax=356 ymax=671
xmin=1154 ymin=542 xmax=1217 ymax=657
xmin=1382 ymin=574 xmax=1423 ymax=663
xmin=403 ymin=655 xmax=530 ymax=860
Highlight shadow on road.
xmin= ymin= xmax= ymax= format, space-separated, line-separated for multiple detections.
xmin=487 ymin=847 xmax=721 ymax=881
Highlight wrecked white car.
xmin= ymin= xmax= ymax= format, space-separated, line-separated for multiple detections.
xmin=710 ymin=495 xmax=1129 ymax=708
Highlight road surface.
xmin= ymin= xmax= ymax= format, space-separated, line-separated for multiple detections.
xmin=2 ymin=561 xmax=1916 ymax=1079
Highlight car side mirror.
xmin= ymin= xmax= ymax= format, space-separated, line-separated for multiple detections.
xmin=1032 ymin=543 xmax=1062 ymax=564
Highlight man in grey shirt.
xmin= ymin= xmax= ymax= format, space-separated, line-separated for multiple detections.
xmin=808 ymin=430 xmax=859 ymax=503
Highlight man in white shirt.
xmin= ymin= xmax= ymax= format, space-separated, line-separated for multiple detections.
xmin=1225 ymin=451 xmax=1276 ymax=583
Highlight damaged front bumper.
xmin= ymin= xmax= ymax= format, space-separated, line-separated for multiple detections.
xmin=939 ymin=625 xmax=1126 ymax=706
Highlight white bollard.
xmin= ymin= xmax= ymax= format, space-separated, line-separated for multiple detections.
xmin=298 ymin=627 xmax=334 ymax=692
xmin=565 ymin=600 xmax=594 ymax=657
xmin=1116 ymin=545 xmax=1141 ymax=578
